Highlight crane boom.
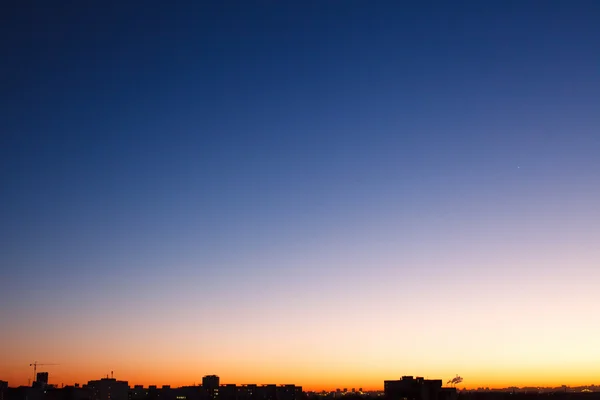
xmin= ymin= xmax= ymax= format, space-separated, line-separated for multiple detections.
xmin=29 ymin=362 xmax=59 ymax=384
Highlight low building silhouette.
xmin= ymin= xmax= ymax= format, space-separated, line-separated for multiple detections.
xmin=384 ymin=376 xmax=455 ymax=400
xmin=130 ymin=385 xmax=147 ymax=400
xmin=2 ymin=375 xmax=303 ymax=400
xmin=128 ymin=381 xmax=303 ymax=400
xmin=45 ymin=386 xmax=90 ymax=400
xmin=6 ymin=386 xmax=44 ymax=400
xmin=86 ymin=378 xmax=129 ymax=400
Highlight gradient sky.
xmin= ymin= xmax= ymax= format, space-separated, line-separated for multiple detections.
xmin=1 ymin=0 xmax=600 ymax=391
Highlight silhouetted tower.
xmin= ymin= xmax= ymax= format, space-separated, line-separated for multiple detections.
xmin=203 ymin=375 xmax=220 ymax=400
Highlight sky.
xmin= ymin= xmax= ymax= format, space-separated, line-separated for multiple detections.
xmin=1 ymin=0 xmax=600 ymax=391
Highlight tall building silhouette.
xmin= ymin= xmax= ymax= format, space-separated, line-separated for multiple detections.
xmin=36 ymin=373 xmax=49 ymax=386
xmin=0 ymin=380 xmax=7 ymax=400
xmin=202 ymin=376 xmax=220 ymax=400
xmin=202 ymin=376 xmax=220 ymax=388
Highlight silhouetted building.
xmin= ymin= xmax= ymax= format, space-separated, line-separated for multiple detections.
xmin=0 ymin=381 xmax=7 ymax=400
xmin=202 ymin=377 xmax=219 ymax=400
xmin=176 ymin=386 xmax=203 ymax=400
xmin=87 ymin=378 xmax=129 ymax=400
xmin=219 ymin=385 xmax=236 ymax=400
xmin=6 ymin=386 xmax=43 ymax=400
xmin=202 ymin=378 xmax=219 ymax=390
xmin=261 ymin=385 xmax=277 ymax=400
xmin=277 ymin=385 xmax=301 ymax=400
xmin=145 ymin=385 xmax=160 ymax=400
xmin=238 ymin=384 xmax=258 ymax=400
xmin=45 ymin=386 xmax=91 ymax=400
xmin=37 ymin=374 xmax=49 ymax=386
xmin=438 ymin=389 xmax=456 ymax=400
xmin=197 ymin=383 xmax=303 ymax=400
xmin=385 ymin=376 xmax=451 ymax=400
xmin=0 ymin=376 xmax=302 ymax=400
xmin=158 ymin=386 xmax=173 ymax=400
xmin=130 ymin=386 xmax=146 ymax=400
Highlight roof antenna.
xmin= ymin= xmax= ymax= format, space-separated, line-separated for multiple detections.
xmin=111 ymin=371 xmax=114 ymax=379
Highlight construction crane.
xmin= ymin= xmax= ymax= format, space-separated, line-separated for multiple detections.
xmin=29 ymin=361 xmax=59 ymax=383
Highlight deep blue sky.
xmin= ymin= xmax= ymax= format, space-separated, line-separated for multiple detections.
xmin=1 ymin=0 xmax=600 ymax=386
